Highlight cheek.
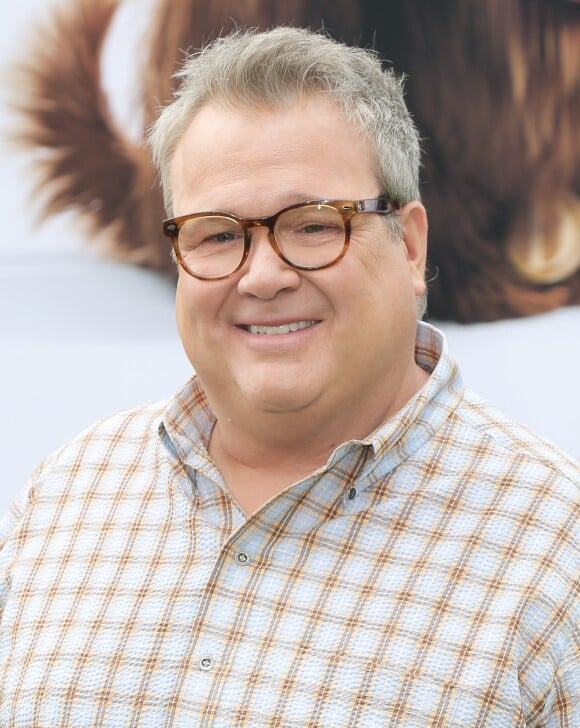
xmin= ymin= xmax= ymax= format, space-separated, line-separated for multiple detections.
xmin=350 ymin=239 xmax=408 ymax=296
xmin=339 ymin=252 xmax=418 ymax=338
xmin=174 ymin=278 xmax=191 ymax=331
xmin=174 ymin=277 xmax=208 ymax=348
xmin=175 ymin=275 xmax=230 ymax=337
xmin=352 ymin=227 xmax=404 ymax=269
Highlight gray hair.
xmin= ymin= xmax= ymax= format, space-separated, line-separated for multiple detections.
xmin=148 ymin=27 xmax=427 ymax=317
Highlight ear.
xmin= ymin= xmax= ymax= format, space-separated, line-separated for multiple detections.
xmin=399 ymin=201 xmax=428 ymax=297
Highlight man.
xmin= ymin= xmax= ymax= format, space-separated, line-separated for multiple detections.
xmin=0 ymin=27 xmax=577 ymax=727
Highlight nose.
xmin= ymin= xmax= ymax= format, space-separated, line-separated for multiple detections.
xmin=236 ymin=226 xmax=301 ymax=299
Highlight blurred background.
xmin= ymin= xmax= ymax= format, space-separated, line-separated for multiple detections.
xmin=1 ymin=0 xmax=578 ymax=512
xmin=0 ymin=0 xmax=191 ymax=510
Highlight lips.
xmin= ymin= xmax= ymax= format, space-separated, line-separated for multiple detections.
xmin=242 ymin=320 xmax=319 ymax=335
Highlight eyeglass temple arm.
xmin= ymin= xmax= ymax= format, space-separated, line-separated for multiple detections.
xmin=356 ymin=198 xmax=398 ymax=213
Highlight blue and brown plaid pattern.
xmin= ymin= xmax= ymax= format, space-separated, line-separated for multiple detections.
xmin=0 ymin=323 xmax=577 ymax=726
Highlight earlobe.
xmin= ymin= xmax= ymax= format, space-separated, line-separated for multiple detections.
xmin=400 ymin=202 xmax=428 ymax=294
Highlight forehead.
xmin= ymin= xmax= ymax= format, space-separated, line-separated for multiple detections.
xmin=168 ymin=97 xmax=379 ymax=215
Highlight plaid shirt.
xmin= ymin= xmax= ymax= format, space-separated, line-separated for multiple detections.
xmin=1 ymin=322 xmax=577 ymax=727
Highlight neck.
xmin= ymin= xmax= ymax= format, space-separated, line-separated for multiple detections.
xmin=208 ymin=411 xmax=343 ymax=515
xmin=206 ymin=362 xmax=429 ymax=513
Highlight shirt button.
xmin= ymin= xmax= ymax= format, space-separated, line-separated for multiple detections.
xmin=235 ymin=550 xmax=250 ymax=565
xmin=198 ymin=656 xmax=214 ymax=671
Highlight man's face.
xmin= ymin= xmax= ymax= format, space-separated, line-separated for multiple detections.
xmin=169 ymin=96 xmax=427 ymax=425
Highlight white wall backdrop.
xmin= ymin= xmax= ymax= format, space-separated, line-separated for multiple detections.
xmin=1 ymin=0 xmax=578 ymax=513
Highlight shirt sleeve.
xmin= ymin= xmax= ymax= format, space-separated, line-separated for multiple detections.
xmin=518 ymin=583 xmax=579 ymax=726
xmin=0 ymin=462 xmax=46 ymax=613
xmin=540 ymin=652 xmax=579 ymax=727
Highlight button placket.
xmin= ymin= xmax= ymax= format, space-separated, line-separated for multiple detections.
xmin=198 ymin=655 xmax=214 ymax=671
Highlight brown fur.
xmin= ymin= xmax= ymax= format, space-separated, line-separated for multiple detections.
xmin=360 ymin=0 xmax=580 ymax=320
xmin=9 ymin=0 xmax=580 ymax=321
xmin=10 ymin=0 xmax=169 ymax=270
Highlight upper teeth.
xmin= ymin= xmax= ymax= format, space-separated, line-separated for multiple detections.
xmin=247 ymin=320 xmax=317 ymax=335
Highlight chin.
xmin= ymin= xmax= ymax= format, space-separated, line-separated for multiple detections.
xmin=247 ymin=394 xmax=314 ymax=415
xmin=240 ymin=381 xmax=318 ymax=415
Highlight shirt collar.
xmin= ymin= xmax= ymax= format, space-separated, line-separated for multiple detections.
xmin=355 ymin=321 xmax=463 ymax=471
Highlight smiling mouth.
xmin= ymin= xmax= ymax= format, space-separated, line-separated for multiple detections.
xmin=242 ymin=320 xmax=319 ymax=335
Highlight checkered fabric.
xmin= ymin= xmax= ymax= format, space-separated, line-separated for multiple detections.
xmin=0 ymin=322 xmax=577 ymax=726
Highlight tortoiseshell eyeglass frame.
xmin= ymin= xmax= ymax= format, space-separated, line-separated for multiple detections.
xmin=162 ymin=197 xmax=399 ymax=281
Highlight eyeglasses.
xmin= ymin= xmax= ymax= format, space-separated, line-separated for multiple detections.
xmin=162 ymin=198 xmax=398 ymax=280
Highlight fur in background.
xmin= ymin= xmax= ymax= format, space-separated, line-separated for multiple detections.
xmin=9 ymin=0 xmax=580 ymax=321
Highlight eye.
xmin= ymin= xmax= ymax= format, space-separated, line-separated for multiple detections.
xmin=178 ymin=216 xmax=244 ymax=254
xmin=299 ymin=223 xmax=334 ymax=234
xmin=205 ymin=230 xmax=242 ymax=243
